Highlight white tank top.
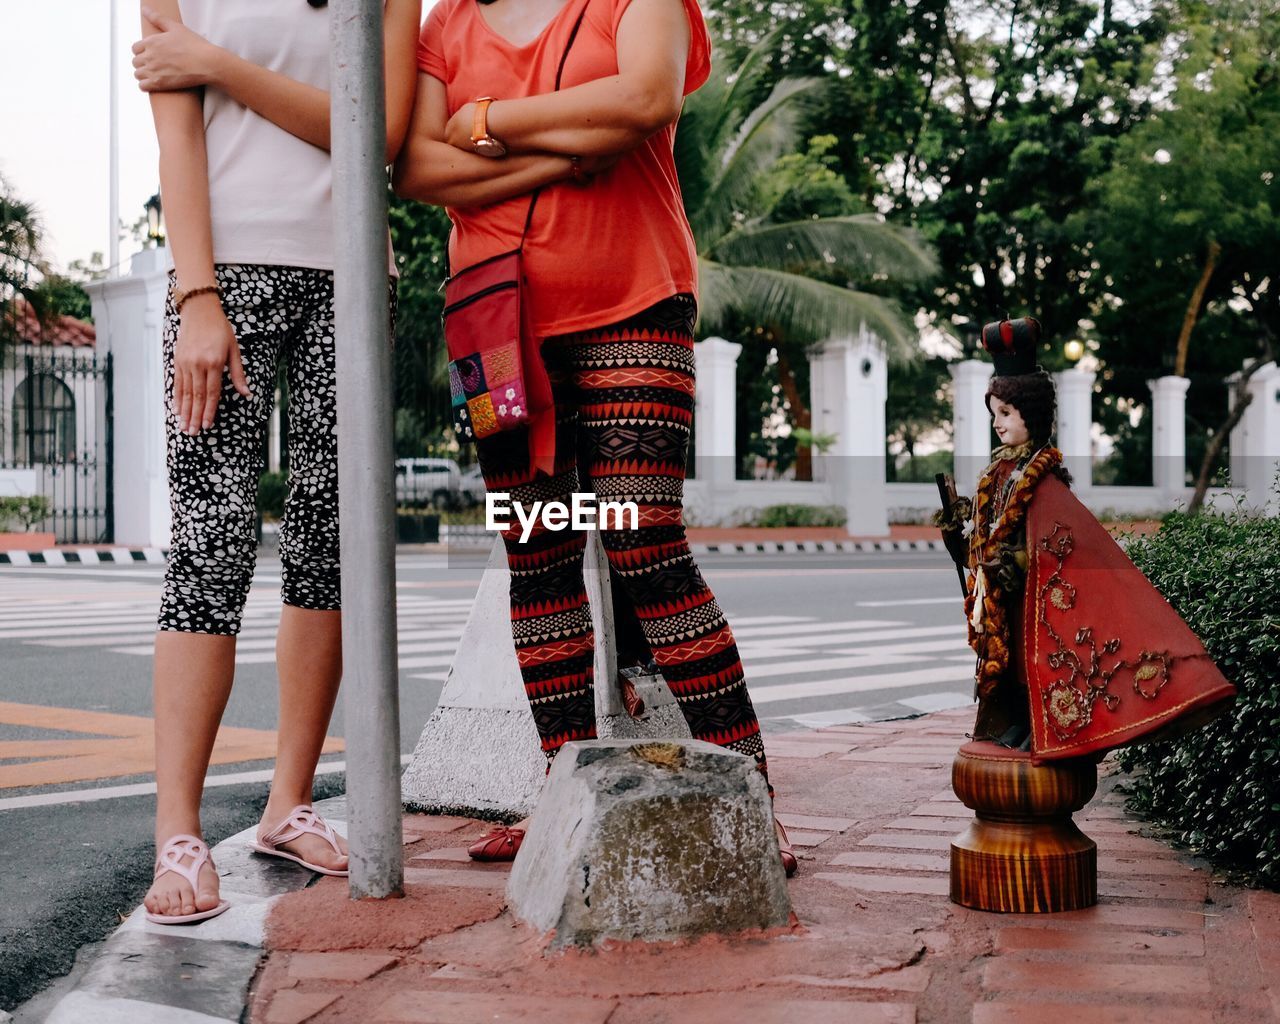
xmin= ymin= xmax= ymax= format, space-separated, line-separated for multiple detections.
xmin=177 ymin=0 xmax=393 ymax=273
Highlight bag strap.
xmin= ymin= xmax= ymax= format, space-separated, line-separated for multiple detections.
xmin=520 ymin=0 xmax=592 ymax=241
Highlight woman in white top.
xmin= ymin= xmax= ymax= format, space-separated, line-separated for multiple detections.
xmin=133 ymin=0 xmax=419 ymax=924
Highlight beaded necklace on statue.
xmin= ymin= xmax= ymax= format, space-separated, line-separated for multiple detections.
xmin=964 ymin=443 xmax=1064 ymax=698
xmin=990 ymin=441 xmax=1035 ymax=523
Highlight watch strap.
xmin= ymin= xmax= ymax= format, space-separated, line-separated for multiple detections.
xmin=472 ymin=97 xmax=496 ymax=146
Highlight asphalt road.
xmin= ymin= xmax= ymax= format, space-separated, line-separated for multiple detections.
xmin=0 ymin=544 xmax=973 ymax=1014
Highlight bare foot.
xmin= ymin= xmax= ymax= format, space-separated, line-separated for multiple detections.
xmin=144 ymin=840 xmax=222 ymax=919
xmin=258 ymin=805 xmax=349 ymax=872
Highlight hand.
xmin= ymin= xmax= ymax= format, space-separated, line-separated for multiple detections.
xmin=134 ymin=6 xmax=220 ymax=92
xmin=445 ymin=103 xmax=477 ymax=150
xmin=172 ymin=296 xmax=252 ymax=436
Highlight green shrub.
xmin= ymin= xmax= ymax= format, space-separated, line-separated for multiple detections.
xmin=0 ymin=494 xmax=51 ymax=532
xmin=1118 ymin=499 xmax=1280 ymax=888
xmin=752 ymin=504 xmax=847 ymax=528
xmin=257 ymin=471 xmax=288 ymax=522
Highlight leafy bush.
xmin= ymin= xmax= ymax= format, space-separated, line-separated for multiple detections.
xmin=257 ymin=471 xmax=288 ymax=522
xmin=1118 ymin=499 xmax=1280 ymax=888
xmin=0 ymin=494 xmax=51 ymax=532
xmin=751 ymin=504 xmax=847 ymax=528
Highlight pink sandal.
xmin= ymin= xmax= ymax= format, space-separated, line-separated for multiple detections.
xmin=145 ymin=834 xmax=231 ymax=925
xmin=252 ymin=805 xmax=349 ymax=876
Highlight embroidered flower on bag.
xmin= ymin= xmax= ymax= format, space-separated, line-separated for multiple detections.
xmin=498 ymin=404 xmax=508 ymax=415
xmin=512 ymin=405 xmax=523 ymax=416
xmin=505 ymin=387 xmax=516 ymax=400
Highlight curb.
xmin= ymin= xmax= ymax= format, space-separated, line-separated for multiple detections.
xmin=0 ymin=547 xmax=167 ymax=566
xmin=690 ymin=539 xmax=946 ymax=555
xmin=44 ymin=795 xmax=348 ymax=1024
xmin=0 ymin=539 xmax=947 ymax=565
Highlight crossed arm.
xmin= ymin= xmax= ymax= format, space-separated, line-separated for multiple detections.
xmin=391 ymin=0 xmax=691 ymax=209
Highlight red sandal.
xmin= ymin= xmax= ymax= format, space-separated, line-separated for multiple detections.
xmin=467 ymin=825 xmax=526 ymax=862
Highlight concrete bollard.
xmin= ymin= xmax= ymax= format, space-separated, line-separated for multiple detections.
xmin=507 ymin=739 xmax=793 ymax=947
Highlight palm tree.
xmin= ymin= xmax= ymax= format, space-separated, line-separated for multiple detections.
xmin=1 ymin=177 xmax=54 ymax=356
xmin=676 ymin=39 xmax=938 ymax=477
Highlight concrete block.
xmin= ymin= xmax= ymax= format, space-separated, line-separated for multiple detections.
xmin=402 ymin=705 xmax=546 ymax=818
xmin=508 ymin=739 xmax=792 ymax=947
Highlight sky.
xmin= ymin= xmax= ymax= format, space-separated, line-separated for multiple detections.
xmin=0 ymin=2 xmax=438 ymax=276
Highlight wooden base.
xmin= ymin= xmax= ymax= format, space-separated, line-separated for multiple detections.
xmin=949 ymin=741 xmax=1098 ymax=913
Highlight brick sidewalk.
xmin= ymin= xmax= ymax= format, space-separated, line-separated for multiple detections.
xmin=247 ymin=709 xmax=1279 ymax=1024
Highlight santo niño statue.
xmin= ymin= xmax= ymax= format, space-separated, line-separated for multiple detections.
xmin=935 ymin=317 xmax=1237 ymax=912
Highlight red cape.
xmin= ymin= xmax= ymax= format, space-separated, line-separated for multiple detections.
xmin=1020 ymin=476 xmax=1236 ymax=762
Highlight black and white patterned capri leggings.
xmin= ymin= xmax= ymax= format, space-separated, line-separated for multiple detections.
xmin=159 ymin=263 xmax=389 ymax=635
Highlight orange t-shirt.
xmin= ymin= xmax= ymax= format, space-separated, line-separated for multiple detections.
xmin=417 ymin=0 xmax=711 ymax=337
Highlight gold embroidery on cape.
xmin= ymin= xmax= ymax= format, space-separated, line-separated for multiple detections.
xmin=1036 ymin=522 xmax=1175 ymax=740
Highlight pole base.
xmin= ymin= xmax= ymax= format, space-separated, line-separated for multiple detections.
xmin=949 ymin=741 xmax=1098 ymax=913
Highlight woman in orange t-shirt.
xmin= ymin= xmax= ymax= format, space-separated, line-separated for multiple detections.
xmin=394 ymin=0 xmax=795 ymax=875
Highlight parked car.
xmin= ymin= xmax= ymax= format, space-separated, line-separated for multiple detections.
xmin=459 ymin=464 xmax=487 ymax=508
xmin=395 ymin=458 xmax=462 ymax=509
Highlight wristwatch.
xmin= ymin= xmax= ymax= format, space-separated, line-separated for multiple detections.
xmin=470 ymin=98 xmax=507 ymax=158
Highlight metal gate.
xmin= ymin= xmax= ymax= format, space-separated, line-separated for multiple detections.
xmin=1 ymin=349 xmax=114 ymax=544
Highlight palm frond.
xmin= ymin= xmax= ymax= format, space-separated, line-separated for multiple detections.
xmin=708 ymin=216 xmax=940 ymax=283
xmin=691 ymin=77 xmax=824 ymax=244
xmin=698 ymin=259 xmax=919 ymax=360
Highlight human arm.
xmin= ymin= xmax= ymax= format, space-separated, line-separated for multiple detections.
xmin=133 ymin=0 xmax=422 ymax=163
xmin=142 ymin=0 xmax=251 ymax=437
xmin=443 ymin=0 xmax=691 ymax=158
xmin=393 ymin=74 xmax=585 ymax=208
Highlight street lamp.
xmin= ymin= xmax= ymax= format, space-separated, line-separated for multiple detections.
xmin=145 ymin=193 xmax=165 ymax=247
xmin=1064 ymin=339 xmax=1085 ymax=363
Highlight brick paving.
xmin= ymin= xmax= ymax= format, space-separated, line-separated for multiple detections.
xmin=247 ymin=709 xmax=1278 ymax=1024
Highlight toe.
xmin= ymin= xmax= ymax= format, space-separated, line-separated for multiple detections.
xmin=195 ymin=864 xmax=221 ymax=910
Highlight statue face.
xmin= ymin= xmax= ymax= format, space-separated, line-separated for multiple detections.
xmin=989 ymin=396 xmax=1031 ymax=447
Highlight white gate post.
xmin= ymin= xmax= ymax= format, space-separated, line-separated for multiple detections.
xmin=1054 ymin=367 xmax=1095 ymax=497
xmin=693 ymin=336 xmax=742 ymax=490
xmin=1229 ymin=361 xmax=1280 ymax=512
xmin=949 ymin=359 xmax=995 ymax=494
xmin=1149 ymin=375 xmax=1191 ymax=499
xmin=84 ymin=247 xmax=173 ymax=548
xmin=811 ymin=329 xmax=888 ymax=537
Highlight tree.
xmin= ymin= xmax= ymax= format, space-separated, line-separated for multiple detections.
xmin=1 ymin=177 xmax=52 ymax=353
xmin=677 ymin=39 xmax=939 ymax=477
xmin=387 ymin=194 xmax=454 ymax=457
xmin=1081 ymin=0 xmax=1280 ymax=504
xmin=0 ymin=177 xmax=94 ymax=353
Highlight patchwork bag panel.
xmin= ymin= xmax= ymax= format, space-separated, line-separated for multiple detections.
xmin=441 ymin=250 xmax=529 ymax=442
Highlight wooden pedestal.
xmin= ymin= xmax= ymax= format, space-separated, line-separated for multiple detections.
xmin=949 ymin=740 xmax=1098 ymax=913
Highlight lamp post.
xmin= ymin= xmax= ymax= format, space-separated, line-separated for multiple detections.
xmin=145 ymin=193 xmax=165 ymax=247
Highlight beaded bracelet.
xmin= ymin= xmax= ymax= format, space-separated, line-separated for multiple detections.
xmin=174 ymin=284 xmax=223 ymax=314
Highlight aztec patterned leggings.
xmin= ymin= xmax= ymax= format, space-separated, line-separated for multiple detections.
xmin=159 ymin=264 xmax=390 ymax=635
xmin=475 ymin=294 xmax=769 ymax=782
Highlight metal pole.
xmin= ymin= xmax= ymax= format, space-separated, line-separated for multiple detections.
xmin=329 ymin=0 xmax=403 ymax=899
xmin=109 ymin=0 xmax=120 ymax=277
